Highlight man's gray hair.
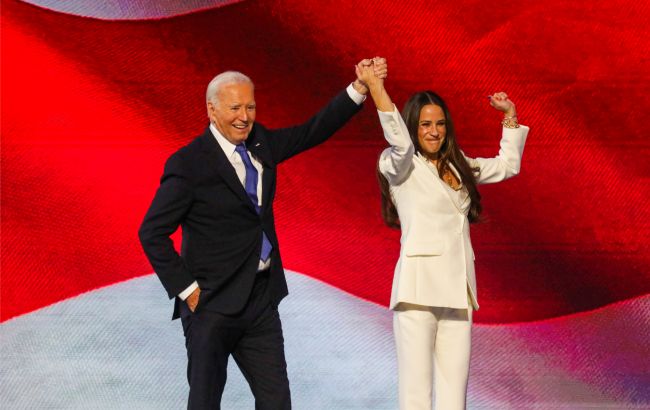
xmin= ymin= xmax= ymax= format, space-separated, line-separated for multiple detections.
xmin=206 ymin=71 xmax=254 ymax=104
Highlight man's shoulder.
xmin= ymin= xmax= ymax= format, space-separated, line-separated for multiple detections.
xmin=250 ymin=122 xmax=268 ymax=136
xmin=169 ymin=129 xmax=210 ymax=158
xmin=163 ymin=130 xmax=210 ymax=173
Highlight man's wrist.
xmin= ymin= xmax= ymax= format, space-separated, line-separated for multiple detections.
xmin=352 ymin=79 xmax=368 ymax=95
xmin=178 ymin=281 xmax=199 ymax=300
xmin=346 ymin=83 xmax=367 ymax=105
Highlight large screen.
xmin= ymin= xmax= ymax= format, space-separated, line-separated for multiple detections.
xmin=2 ymin=0 xmax=648 ymax=408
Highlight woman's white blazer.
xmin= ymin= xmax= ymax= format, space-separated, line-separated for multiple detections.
xmin=378 ymin=107 xmax=529 ymax=310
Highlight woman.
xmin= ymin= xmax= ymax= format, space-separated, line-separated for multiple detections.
xmin=356 ymin=61 xmax=529 ymax=410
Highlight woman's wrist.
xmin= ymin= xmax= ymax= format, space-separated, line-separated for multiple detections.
xmin=368 ymin=82 xmax=383 ymax=96
xmin=370 ymin=84 xmax=393 ymax=112
xmin=501 ymin=113 xmax=520 ymax=128
xmin=504 ymin=108 xmax=517 ymax=118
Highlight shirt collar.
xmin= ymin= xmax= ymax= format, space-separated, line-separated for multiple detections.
xmin=209 ymin=123 xmax=239 ymax=159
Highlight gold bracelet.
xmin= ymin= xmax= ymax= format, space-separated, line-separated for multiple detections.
xmin=501 ymin=115 xmax=519 ymax=129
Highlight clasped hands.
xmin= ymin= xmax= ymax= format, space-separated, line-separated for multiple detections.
xmin=354 ymin=57 xmax=515 ymax=117
xmin=353 ymin=57 xmax=388 ymax=94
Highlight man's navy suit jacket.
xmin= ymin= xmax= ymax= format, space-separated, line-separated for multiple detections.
xmin=139 ymin=89 xmax=362 ymax=319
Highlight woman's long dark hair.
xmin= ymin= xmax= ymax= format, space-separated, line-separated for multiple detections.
xmin=378 ymin=91 xmax=482 ymax=228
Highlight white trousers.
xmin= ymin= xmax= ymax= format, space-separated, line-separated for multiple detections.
xmin=393 ymin=301 xmax=473 ymax=410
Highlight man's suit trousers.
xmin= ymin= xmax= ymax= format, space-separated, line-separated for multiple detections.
xmin=179 ymin=272 xmax=291 ymax=410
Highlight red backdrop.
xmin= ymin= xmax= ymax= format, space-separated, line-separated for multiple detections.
xmin=2 ymin=0 xmax=649 ymax=323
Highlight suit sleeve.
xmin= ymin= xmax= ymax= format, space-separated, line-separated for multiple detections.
xmin=464 ymin=125 xmax=529 ymax=184
xmin=138 ymin=153 xmax=195 ymax=298
xmin=378 ymin=105 xmax=415 ymax=185
xmin=268 ymin=89 xmax=363 ymax=164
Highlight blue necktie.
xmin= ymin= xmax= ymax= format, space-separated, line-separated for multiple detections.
xmin=235 ymin=144 xmax=272 ymax=262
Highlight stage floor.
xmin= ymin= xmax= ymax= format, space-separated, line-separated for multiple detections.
xmin=2 ymin=271 xmax=648 ymax=409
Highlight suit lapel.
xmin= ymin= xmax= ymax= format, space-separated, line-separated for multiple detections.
xmin=416 ymin=154 xmax=464 ymax=214
xmin=246 ymin=128 xmax=275 ymax=213
xmin=199 ymin=128 xmax=256 ymax=212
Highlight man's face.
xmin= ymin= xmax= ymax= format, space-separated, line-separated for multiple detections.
xmin=208 ymin=82 xmax=256 ymax=145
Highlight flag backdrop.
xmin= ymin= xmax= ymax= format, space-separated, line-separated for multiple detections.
xmin=2 ymin=0 xmax=649 ymax=408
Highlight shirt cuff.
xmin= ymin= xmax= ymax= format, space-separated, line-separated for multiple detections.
xmin=378 ymin=104 xmax=399 ymax=116
xmin=178 ymin=281 xmax=199 ymax=300
xmin=346 ymin=83 xmax=367 ymax=105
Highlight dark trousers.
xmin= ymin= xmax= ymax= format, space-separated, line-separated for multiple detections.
xmin=179 ymin=272 xmax=291 ymax=409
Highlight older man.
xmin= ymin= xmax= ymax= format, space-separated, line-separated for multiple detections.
xmin=139 ymin=59 xmax=386 ymax=409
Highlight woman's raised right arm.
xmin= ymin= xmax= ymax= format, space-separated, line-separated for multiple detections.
xmin=357 ymin=60 xmax=414 ymax=185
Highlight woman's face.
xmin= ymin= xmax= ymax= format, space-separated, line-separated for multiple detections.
xmin=417 ymin=104 xmax=447 ymax=158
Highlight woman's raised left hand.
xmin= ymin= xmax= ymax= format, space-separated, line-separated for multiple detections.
xmin=489 ymin=92 xmax=516 ymax=117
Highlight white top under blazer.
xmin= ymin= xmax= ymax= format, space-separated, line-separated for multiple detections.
xmin=378 ymin=106 xmax=529 ymax=311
